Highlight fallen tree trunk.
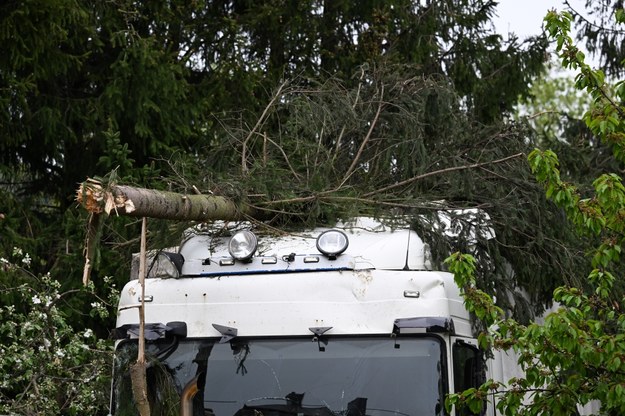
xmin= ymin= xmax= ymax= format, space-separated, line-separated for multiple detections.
xmin=76 ymin=178 xmax=256 ymax=221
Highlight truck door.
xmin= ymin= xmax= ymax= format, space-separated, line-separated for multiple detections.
xmin=451 ymin=336 xmax=488 ymax=416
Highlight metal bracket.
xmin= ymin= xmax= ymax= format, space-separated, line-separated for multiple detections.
xmin=309 ymin=326 xmax=332 ymax=351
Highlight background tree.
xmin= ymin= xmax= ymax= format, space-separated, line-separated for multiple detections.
xmin=0 ymin=0 xmax=547 ymax=204
xmin=515 ymin=64 xmax=588 ymax=144
xmin=569 ymin=0 xmax=625 ymax=77
xmin=518 ymin=0 xmax=625 ymax=203
xmin=515 ymin=63 xmax=622 ymax=202
xmin=447 ymin=8 xmax=625 ymax=415
xmin=0 ymin=0 xmax=557 ymax=311
xmin=0 ymin=0 xmax=605 ymax=413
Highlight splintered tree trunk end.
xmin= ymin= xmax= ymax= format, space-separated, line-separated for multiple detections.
xmin=81 ymin=212 xmax=102 ymax=286
xmin=76 ymin=179 xmax=106 ymax=214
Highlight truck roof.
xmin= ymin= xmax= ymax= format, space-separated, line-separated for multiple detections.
xmin=117 ymin=217 xmax=473 ymax=339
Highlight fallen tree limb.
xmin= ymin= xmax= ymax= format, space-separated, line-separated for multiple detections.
xmin=76 ymin=179 xmax=256 ymax=221
xmin=363 ymin=152 xmax=525 ymax=197
xmin=82 ymin=212 xmax=102 ymax=286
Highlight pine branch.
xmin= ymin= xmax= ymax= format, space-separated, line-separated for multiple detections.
xmin=341 ymin=83 xmax=385 ymax=184
xmin=242 ymin=81 xmax=288 ymax=175
xmin=363 ymin=152 xmax=524 ymax=197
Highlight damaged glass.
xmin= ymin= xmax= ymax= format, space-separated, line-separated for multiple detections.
xmin=112 ymin=336 xmax=445 ymax=416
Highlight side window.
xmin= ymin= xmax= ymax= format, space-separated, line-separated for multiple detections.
xmin=452 ymin=340 xmax=485 ymax=415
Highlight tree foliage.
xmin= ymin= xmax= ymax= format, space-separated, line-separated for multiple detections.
xmin=517 ymin=0 xmax=625 ymax=211
xmin=0 ymin=0 xmax=548 ymax=203
xmin=447 ymin=8 xmax=625 ymax=415
xmin=569 ymin=0 xmax=625 ymax=77
xmin=0 ymin=0 xmax=561 ymax=311
xmin=0 ymin=0 xmax=601 ymax=413
xmin=0 ymin=0 xmax=551 ymax=293
xmin=516 ymin=67 xmax=623 ymax=191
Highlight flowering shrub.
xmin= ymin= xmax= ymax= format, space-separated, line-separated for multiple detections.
xmin=0 ymin=249 xmax=118 ymax=415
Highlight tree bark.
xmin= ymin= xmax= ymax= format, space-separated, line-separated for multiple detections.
xmin=82 ymin=212 xmax=102 ymax=286
xmin=76 ymin=178 xmax=257 ymax=221
xmin=130 ymin=360 xmax=150 ymax=416
xmin=130 ymin=217 xmax=150 ymax=416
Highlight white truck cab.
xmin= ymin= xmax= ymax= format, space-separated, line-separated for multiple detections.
xmin=111 ymin=218 xmax=494 ymax=416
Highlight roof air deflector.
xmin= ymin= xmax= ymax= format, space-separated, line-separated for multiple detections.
xmin=212 ymin=323 xmax=238 ymax=343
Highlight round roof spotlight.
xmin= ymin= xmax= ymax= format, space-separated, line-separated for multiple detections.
xmin=228 ymin=230 xmax=258 ymax=261
xmin=316 ymin=230 xmax=349 ymax=259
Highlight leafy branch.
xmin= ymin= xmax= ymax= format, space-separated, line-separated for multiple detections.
xmin=447 ymin=8 xmax=625 ymax=416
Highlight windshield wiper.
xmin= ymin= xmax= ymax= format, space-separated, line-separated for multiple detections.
xmin=238 ymin=392 xmax=336 ymax=416
xmin=238 ymin=403 xmax=335 ymax=416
